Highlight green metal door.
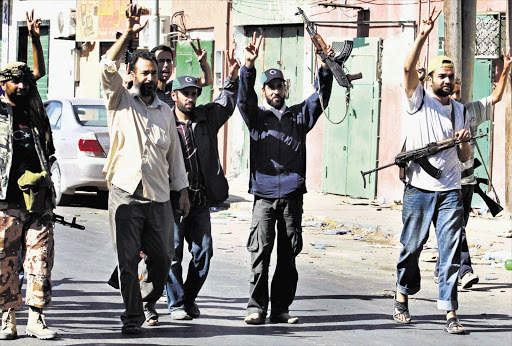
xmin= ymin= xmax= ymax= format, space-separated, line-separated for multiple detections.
xmin=472 ymin=59 xmax=492 ymax=207
xmin=174 ymin=40 xmax=214 ymax=105
xmin=322 ymin=37 xmax=381 ymax=199
xmin=239 ymin=25 xmax=304 ymax=175
xmin=27 ymin=26 xmax=49 ymax=100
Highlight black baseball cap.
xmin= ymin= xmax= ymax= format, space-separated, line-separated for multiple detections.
xmin=261 ymin=68 xmax=285 ymax=85
xmin=172 ymin=76 xmax=202 ymax=96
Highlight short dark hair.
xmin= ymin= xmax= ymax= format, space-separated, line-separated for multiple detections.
xmin=151 ymin=45 xmax=173 ymax=59
xmin=128 ymin=51 xmax=157 ymax=73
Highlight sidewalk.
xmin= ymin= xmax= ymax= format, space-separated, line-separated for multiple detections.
xmin=223 ymin=176 xmax=512 ymax=253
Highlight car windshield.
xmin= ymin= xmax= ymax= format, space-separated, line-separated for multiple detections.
xmin=73 ymin=104 xmax=107 ymax=127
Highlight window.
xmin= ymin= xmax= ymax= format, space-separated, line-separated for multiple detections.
xmin=45 ymin=101 xmax=62 ymax=129
xmin=73 ymin=104 xmax=107 ymax=127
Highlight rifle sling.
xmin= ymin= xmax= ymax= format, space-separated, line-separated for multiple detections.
xmin=416 ymin=157 xmax=442 ymax=179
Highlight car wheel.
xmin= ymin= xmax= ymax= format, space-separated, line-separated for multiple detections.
xmin=50 ymin=161 xmax=73 ymax=206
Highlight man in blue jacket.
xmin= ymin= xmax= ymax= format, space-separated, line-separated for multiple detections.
xmin=238 ymin=32 xmax=334 ymax=325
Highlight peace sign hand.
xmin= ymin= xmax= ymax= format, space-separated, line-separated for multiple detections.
xmin=502 ymin=47 xmax=512 ymax=71
xmin=190 ymin=39 xmax=208 ymax=65
xmin=26 ymin=9 xmax=42 ymax=39
xmin=125 ymin=3 xmax=148 ymax=35
xmin=419 ymin=6 xmax=441 ymax=37
xmin=245 ymin=32 xmax=263 ymax=68
xmin=226 ymin=47 xmax=242 ymax=80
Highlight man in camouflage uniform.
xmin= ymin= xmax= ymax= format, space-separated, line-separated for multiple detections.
xmin=0 ymin=10 xmax=57 ymax=340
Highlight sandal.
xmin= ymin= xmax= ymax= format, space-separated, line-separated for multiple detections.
xmin=144 ymin=307 xmax=159 ymax=327
xmin=444 ymin=317 xmax=466 ymax=334
xmin=393 ymin=293 xmax=411 ymax=324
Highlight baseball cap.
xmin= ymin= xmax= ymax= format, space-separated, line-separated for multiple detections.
xmin=0 ymin=62 xmax=33 ymax=82
xmin=261 ymin=68 xmax=285 ymax=85
xmin=172 ymin=76 xmax=202 ymax=96
xmin=427 ymin=55 xmax=454 ymax=75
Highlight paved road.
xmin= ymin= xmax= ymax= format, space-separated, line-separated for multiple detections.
xmin=9 ymin=193 xmax=512 ymax=345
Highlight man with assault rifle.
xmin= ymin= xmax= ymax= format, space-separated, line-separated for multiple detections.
xmin=392 ymin=8 xmax=471 ymax=334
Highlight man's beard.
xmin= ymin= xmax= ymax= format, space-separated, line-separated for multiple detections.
xmin=139 ymin=82 xmax=155 ymax=97
xmin=10 ymin=92 xmax=28 ymax=105
xmin=433 ymin=84 xmax=453 ymax=97
xmin=177 ymin=100 xmax=195 ymax=115
xmin=265 ymin=94 xmax=284 ymax=109
xmin=133 ymin=80 xmax=156 ymax=97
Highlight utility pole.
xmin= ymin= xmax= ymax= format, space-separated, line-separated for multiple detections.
xmin=460 ymin=1 xmax=476 ymax=105
xmin=444 ymin=0 xmax=462 ymax=85
xmin=506 ymin=1 xmax=512 ymax=215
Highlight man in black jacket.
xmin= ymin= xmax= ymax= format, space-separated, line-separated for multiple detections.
xmin=238 ymin=32 xmax=334 ymax=325
xmin=164 ymin=49 xmax=241 ymax=321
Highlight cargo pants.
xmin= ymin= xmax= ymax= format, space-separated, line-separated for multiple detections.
xmin=246 ymin=195 xmax=303 ymax=316
xmin=0 ymin=207 xmax=54 ymax=310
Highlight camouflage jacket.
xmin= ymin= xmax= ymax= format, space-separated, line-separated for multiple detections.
xmin=0 ymin=99 xmax=51 ymax=201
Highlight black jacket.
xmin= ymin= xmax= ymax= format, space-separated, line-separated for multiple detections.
xmin=172 ymin=77 xmax=238 ymax=205
xmin=237 ymin=65 xmax=333 ymax=198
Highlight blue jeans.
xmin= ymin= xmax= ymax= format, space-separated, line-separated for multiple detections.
xmin=396 ymin=185 xmax=463 ymax=311
xmin=434 ymin=184 xmax=474 ymax=278
xmin=166 ymin=205 xmax=212 ymax=311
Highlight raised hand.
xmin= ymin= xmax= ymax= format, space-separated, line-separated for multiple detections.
xmin=26 ymin=9 xmax=42 ymax=39
xmin=419 ymin=6 xmax=441 ymax=37
xmin=416 ymin=55 xmax=427 ymax=81
xmin=125 ymin=3 xmax=148 ymax=35
xmin=190 ymin=39 xmax=207 ymax=65
xmin=503 ymin=47 xmax=511 ymax=71
xmin=226 ymin=47 xmax=241 ymax=80
xmin=317 ymin=44 xmax=334 ymax=68
xmin=245 ymin=32 xmax=263 ymax=68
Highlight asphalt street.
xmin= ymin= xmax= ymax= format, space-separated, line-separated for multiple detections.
xmin=8 ymin=192 xmax=512 ymax=345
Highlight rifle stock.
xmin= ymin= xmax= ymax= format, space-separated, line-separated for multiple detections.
xmin=473 ymin=182 xmax=503 ymax=217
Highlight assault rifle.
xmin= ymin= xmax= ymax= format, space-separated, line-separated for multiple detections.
xmin=360 ymin=134 xmax=487 ymax=188
xmin=473 ymin=158 xmax=503 ymax=217
xmin=296 ymin=7 xmax=362 ymax=89
xmin=54 ymin=214 xmax=85 ymax=230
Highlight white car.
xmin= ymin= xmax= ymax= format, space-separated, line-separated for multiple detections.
xmin=44 ymin=98 xmax=110 ymax=205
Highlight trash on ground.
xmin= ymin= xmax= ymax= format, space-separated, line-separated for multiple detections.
xmin=211 ymin=219 xmax=228 ymax=225
xmin=302 ymin=221 xmax=325 ymax=228
xmin=323 ymin=229 xmax=351 ymax=235
xmin=484 ymin=277 xmax=498 ymax=280
xmin=366 ymin=244 xmax=401 ymax=249
xmin=484 ymin=251 xmax=512 ymax=261
xmin=497 ymin=230 xmax=512 ymax=238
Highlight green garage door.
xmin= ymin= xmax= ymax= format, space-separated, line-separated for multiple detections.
xmin=174 ymin=40 xmax=214 ymax=106
xmin=322 ymin=37 xmax=381 ymax=199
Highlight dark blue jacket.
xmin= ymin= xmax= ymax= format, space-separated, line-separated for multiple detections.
xmin=237 ymin=65 xmax=333 ymax=198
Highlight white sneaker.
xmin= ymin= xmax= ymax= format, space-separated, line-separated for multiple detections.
xmin=461 ymin=272 xmax=479 ymax=289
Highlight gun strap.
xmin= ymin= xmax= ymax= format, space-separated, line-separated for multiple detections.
xmin=416 ymin=157 xmax=442 ymax=179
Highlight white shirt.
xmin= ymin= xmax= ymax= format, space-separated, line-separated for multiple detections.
xmin=403 ymin=83 xmax=469 ymax=191
xmin=460 ymin=96 xmax=492 ymax=185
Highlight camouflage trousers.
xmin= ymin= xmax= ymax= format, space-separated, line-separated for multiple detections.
xmin=0 ymin=207 xmax=54 ymax=310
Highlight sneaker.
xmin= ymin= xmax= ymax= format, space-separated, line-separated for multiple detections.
xmin=461 ymin=272 xmax=479 ymax=289
xmin=26 ymin=307 xmax=57 ymax=340
xmin=270 ymin=312 xmax=299 ymax=324
xmin=244 ymin=312 xmax=265 ymax=325
xmin=170 ymin=308 xmax=192 ymax=320
xmin=434 ymin=276 xmax=439 ymax=284
xmin=0 ymin=309 xmax=17 ymax=340
xmin=185 ymin=303 xmax=200 ymax=318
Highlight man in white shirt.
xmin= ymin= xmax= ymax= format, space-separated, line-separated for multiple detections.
xmin=100 ymin=4 xmax=189 ymax=334
xmin=433 ymin=48 xmax=511 ymax=289
xmin=393 ymin=8 xmax=471 ymax=334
